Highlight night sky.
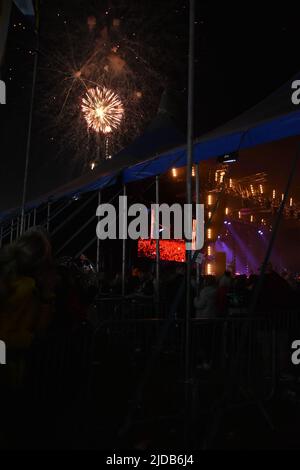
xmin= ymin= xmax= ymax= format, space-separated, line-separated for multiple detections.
xmin=1 ymin=1 xmax=300 ymax=213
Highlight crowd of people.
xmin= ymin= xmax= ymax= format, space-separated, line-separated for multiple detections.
xmin=193 ymin=265 xmax=300 ymax=318
xmin=0 ymin=228 xmax=299 ymax=448
xmin=0 ymin=228 xmax=299 ymax=351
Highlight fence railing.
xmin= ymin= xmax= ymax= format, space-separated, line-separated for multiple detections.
xmin=15 ymin=309 xmax=300 ymax=447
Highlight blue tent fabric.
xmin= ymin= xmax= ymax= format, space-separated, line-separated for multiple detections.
xmin=2 ymin=72 xmax=300 ymax=221
xmin=0 ymin=173 xmax=117 ymax=222
xmin=123 ymin=73 xmax=300 ymax=183
xmin=122 ymin=110 xmax=300 ymax=183
xmin=13 ymin=0 xmax=35 ymax=17
xmin=0 ymin=114 xmax=185 ymax=221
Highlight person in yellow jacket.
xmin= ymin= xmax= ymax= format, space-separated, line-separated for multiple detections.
xmin=0 ymin=229 xmax=55 ymax=387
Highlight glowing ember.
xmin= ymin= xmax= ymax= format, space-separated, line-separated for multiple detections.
xmin=81 ymin=86 xmax=124 ymax=134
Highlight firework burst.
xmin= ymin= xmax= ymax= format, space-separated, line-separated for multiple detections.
xmin=38 ymin=1 xmax=188 ymax=170
xmin=81 ymin=87 xmax=124 ymax=134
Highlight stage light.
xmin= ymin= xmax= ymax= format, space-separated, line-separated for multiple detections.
xmin=172 ymin=168 xmax=177 ymax=178
xmin=208 ymin=194 xmax=213 ymax=206
xmin=282 ymin=194 xmax=284 ymax=201
xmin=260 ymin=185 xmax=264 ymax=194
xmin=290 ymin=197 xmax=293 ymax=207
xmin=238 ymin=211 xmax=242 ymax=219
xmin=192 ymin=166 xmax=196 ymax=177
xmin=208 ymin=246 xmax=212 ymax=256
xmin=273 ymin=190 xmax=276 ymax=199
xmin=251 ymin=215 xmax=254 ymax=223
xmin=207 ymin=263 xmax=213 ymax=275
xmin=208 ymin=211 xmax=212 ymax=219
xmin=220 ymin=171 xmax=226 ymax=183
xmin=207 ymin=228 xmax=212 ymax=240
xmin=225 ymin=207 xmax=229 ymax=215
xmin=90 ymin=162 xmax=96 ymax=170
xmin=217 ymin=152 xmax=238 ymax=164
xmin=250 ymin=185 xmax=255 ymax=195
xmin=229 ymin=178 xmax=233 ymax=189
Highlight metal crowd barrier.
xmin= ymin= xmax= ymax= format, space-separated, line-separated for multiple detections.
xmin=95 ymin=296 xmax=167 ymax=323
xmin=17 ymin=309 xmax=300 ymax=445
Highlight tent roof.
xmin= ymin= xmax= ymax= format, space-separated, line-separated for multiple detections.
xmin=0 ymin=113 xmax=185 ymax=220
xmin=124 ymin=72 xmax=300 ymax=182
xmin=2 ymin=72 xmax=300 ymax=221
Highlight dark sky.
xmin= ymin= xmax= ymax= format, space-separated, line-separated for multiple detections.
xmin=1 ymin=0 xmax=300 ymax=213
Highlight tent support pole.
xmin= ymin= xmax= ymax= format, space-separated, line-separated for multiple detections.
xmin=46 ymin=201 xmax=51 ymax=233
xmin=122 ymin=184 xmax=127 ymax=297
xmin=10 ymin=219 xmax=14 ymax=243
xmin=155 ymin=176 xmax=160 ymax=315
xmin=184 ymin=0 xmax=195 ymax=448
xmin=96 ymin=190 xmax=101 ymax=274
xmin=20 ymin=30 xmax=39 ymax=236
xmin=195 ymin=163 xmax=200 ymax=290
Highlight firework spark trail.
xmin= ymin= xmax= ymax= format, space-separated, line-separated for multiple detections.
xmin=38 ymin=1 xmax=187 ymax=168
xmin=81 ymin=86 xmax=124 ymax=134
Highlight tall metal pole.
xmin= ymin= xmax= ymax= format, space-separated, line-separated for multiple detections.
xmin=155 ymin=176 xmax=160 ymax=314
xmin=10 ymin=219 xmax=14 ymax=243
xmin=46 ymin=201 xmax=51 ymax=233
xmin=27 ymin=212 xmax=31 ymax=230
xmin=33 ymin=208 xmax=37 ymax=227
xmin=195 ymin=163 xmax=200 ymax=290
xmin=184 ymin=0 xmax=195 ymax=446
xmin=16 ymin=217 xmax=20 ymax=239
xmin=20 ymin=31 xmax=39 ymax=235
xmin=96 ymin=190 xmax=101 ymax=273
xmin=122 ymin=184 xmax=127 ymax=297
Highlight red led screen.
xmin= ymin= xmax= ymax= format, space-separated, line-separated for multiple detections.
xmin=138 ymin=239 xmax=186 ymax=263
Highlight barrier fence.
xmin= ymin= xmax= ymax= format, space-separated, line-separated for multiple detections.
xmin=13 ymin=307 xmax=300 ymax=448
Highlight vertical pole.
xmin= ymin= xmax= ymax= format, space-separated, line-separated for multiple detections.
xmin=20 ymin=31 xmax=39 ymax=235
xmin=33 ymin=208 xmax=37 ymax=227
xmin=122 ymin=185 xmax=127 ymax=297
xmin=46 ymin=201 xmax=51 ymax=233
xmin=185 ymin=0 xmax=195 ymax=447
xmin=10 ymin=219 xmax=14 ymax=243
xmin=195 ymin=163 xmax=200 ymax=290
xmin=0 ymin=226 xmax=3 ymax=248
xmin=16 ymin=217 xmax=20 ymax=239
xmin=27 ymin=212 xmax=31 ymax=230
xmin=155 ymin=176 xmax=160 ymax=314
xmin=96 ymin=190 xmax=101 ymax=273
